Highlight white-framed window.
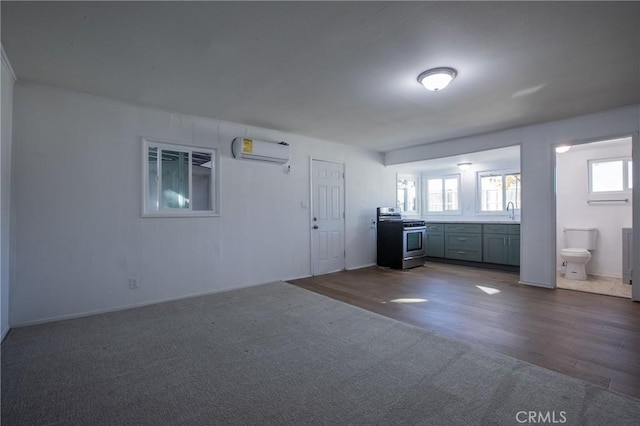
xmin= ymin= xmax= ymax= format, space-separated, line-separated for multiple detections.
xmin=478 ymin=170 xmax=521 ymax=212
xmin=397 ymin=173 xmax=420 ymax=215
xmin=425 ymin=174 xmax=460 ymax=213
xmin=588 ymin=157 xmax=632 ymax=194
xmin=142 ymin=138 xmax=220 ymax=217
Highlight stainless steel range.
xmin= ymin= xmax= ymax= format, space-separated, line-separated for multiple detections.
xmin=376 ymin=207 xmax=426 ymax=269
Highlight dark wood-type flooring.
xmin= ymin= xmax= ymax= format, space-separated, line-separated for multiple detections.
xmin=289 ymin=262 xmax=640 ymax=399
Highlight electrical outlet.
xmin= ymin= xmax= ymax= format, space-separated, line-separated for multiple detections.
xmin=128 ymin=277 xmax=139 ymax=289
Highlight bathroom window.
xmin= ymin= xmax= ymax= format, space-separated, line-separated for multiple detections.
xmin=142 ymin=138 xmax=220 ymax=217
xmin=478 ymin=171 xmax=521 ymax=212
xmin=397 ymin=174 xmax=420 ymax=214
xmin=589 ymin=158 xmax=632 ymax=194
xmin=425 ymin=175 xmax=460 ymax=213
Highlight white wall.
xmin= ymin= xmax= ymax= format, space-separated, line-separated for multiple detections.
xmin=386 ymin=105 xmax=640 ymax=288
xmin=556 ymin=140 xmax=632 ymax=277
xmin=10 ymin=84 xmax=394 ymax=325
xmin=1 ymin=47 xmax=15 ymax=340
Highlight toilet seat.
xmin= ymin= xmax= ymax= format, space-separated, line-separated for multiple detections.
xmin=560 ymin=248 xmax=590 ymax=258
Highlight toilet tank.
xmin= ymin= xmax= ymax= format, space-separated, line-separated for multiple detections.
xmin=564 ymin=228 xmax=597 ymax=250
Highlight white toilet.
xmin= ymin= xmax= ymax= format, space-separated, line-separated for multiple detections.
xmin=560 ymin=228 xmax=598 ymax=281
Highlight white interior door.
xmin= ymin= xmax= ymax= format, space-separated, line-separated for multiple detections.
xmin=311 ymin=159 xmax=346 ymax=275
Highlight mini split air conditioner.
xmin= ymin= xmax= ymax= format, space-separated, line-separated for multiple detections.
xmin=231 ymin=137 xmax=290 ymax=164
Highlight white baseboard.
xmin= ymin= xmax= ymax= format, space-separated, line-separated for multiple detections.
xmin=11 ymin=281 xmax=271 ymax=328
xmin=556 ymin=268 xmax=623 ymax=280
xmin=283 ymin=263 xmax=375 ymax=281
xmin=591 ymin=272 xmax=623 ymax=279
xmin=283 ymin=273 xmax=312 ymax=282
xmin=519 ymin=280 xmax=554 ymax=289
xmin=347 ymin=262 xmax=376 ymax=271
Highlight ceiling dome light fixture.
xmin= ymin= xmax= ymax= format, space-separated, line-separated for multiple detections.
xmin=457 ymin=162 xmax=472 ymax=171
xmin=555 ymin=145 xmax=571 ymax=154
xmin=417 ymin=67 xmax=458 ymax=91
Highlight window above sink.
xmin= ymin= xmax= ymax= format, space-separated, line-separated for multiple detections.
xmin=391 ymin=145 xmax=521 ymax=221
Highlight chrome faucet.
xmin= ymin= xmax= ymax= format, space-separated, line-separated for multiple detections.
xmin=506 ymin=201 xmax=516 ymax=220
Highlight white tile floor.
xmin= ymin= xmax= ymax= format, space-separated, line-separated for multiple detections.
xmin=556 ymin=273 xmax=631 ymax=298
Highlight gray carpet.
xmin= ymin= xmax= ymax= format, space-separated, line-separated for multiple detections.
xmin=2 ymin=282 xmax=639 ymax=425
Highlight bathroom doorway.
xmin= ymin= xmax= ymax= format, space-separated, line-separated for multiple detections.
xmin=555 ymin=137 xmax=633 ymax=298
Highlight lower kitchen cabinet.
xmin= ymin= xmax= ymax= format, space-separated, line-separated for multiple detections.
xmin=425 ymin=233 xmax=445 ymax=257
xmin=482 ymin=224 xmax=520 ymax=266
xmin=424 ymin=222 xmax=520 ymax=269
xmin=438 ymin=224 xmax=483 ymax=262
xmin=425 ymin=223 xmax=445 ymax=257
xmin=483 ymin=234 xmax=510 ymax=264
xmin=508 ymin=236 xmax=520 ymax=266
xmin=445 ymin=232 xmax=482 ymax=262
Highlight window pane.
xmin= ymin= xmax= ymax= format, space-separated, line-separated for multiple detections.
xmin=505 ymin=173 xmax=521 ymax=209
xmin=427 ymin=178 xmax=443 ymax=212
xmin=407 ymin=180 xmax=417 ymax=212
xmin=161 ymin=150 xmax=190 ymax=209
xmin=628 ymin=161 xmax=633 ymax=189
xmin=444 ymin=177 xmax=458 ymax=211
xmin=591 ymin=160 xmax=623 ymax=192
xmin=397 ymin=178 xmax=417 ymax=212
xmin=143 ymin=139 xmax=219 ymax=217
xmin=192 ymin=152 xmax=212 ymax=211
xmin=480 ymin=175 xmax=503 ymax=211
xmin=397 ymin=187 xmax=406 ymax=211
xmin=147 ymin=147 xmax=159 ymax=212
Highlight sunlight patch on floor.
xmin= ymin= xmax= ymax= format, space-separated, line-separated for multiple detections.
xmin=476 ymin=285 xmax=500 ymax=295
xmin=387 ymin=298 xmax=428 ymax=304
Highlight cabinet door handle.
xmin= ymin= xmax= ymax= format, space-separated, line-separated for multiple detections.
xmin=457 ymin=251 xmax=466 ymax=254
xmin=503 ymin=237 xmax=506 ymax=245
xmin=509 ymin=237 xmax=511 ymax=245
xmin=458 ymin=238 xmax=467 ymax=241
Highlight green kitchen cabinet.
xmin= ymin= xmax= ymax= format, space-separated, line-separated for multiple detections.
xmin=508 ymin=236 xmax=520 ymax=266
xmin=425 ymin=223 xmax=445 ymax=257
xmin=444 ymin=224 xmax=482 ymax=262
xmin=483 ymin=224 xmax=520 ymax=266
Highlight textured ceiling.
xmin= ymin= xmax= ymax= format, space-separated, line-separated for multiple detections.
xmin=2 ymin=1 xmax=639 ymax=152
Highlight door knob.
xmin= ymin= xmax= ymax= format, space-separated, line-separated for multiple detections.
xmin=313 ymin=225 xmax=319 ymax=229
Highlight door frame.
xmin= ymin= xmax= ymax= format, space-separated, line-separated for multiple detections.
xmin=551 ymin=131 xmax=638 ymax=301
xmin=632 ymin=132 xmax=639 ymax=301
xmin=309 ymin=157 xmax=347 ymax=276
